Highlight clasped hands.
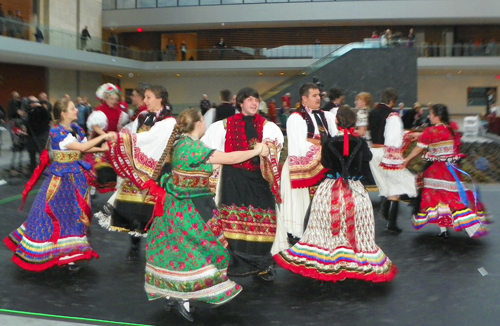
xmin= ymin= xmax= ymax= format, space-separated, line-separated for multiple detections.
xmin=253 ymin=143 xmax=270 ymax=157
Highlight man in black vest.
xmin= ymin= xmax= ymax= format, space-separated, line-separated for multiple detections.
xmin=368 ymin=88 xmax=417 ymax=233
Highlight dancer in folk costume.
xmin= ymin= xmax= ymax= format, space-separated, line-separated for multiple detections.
xmin=404 ymin=104 xmax=488 ymax=238
xmin=353 ymin=92 xmax=376 ymax=189
xmin=85 ymin=83 xmax=129 ymax=193
xmin=274 ymin=106 xmax=397 ymax=283
xmin=4 ymin=98 xmax=113 ymax=271
xmin=368 ymin=88 xmax=417 ymax=233
xmin=272 ymin=83 xmax=337 ymax=254
xmin=202 ymin=87 xmax=283 ymax=281
xmin=145 ymin=108 xmax=266 ymax=322
xmin=95 ymin=85 xmax=176 ymax=259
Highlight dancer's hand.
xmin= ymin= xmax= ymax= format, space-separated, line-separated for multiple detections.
xmin=254 ymin=143 xmax=263 ymax=154
xmin=261 ymin=144 xmax=270 ymax=157
xmin=106 ymin=132 xmax=117 ymax=143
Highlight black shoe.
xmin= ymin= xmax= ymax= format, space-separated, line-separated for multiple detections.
xmin=437 ymin=231 xmax=449 ymax=239
xmin=257 ymin=267 xmax=275 ymax=282
xmin=67 ymin=262 xmax=81 ymax=272
xmin=175 ymin=299 xmax=194 ymax=322
xmin=386 ymin=200 xmax=402 ymax=234
xmin=127 ymin=246 xmax=140 ymax=261
xmin=164 ymin=298 xmax=177 ymax=312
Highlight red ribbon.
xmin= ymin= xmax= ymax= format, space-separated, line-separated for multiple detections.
xmin=141 ymin=179 xmax=166 ymax=231
xmin=338 ymin=127 xmax=356 ymax=156
xmin=20 ymin=149 xmax=50 ymax=211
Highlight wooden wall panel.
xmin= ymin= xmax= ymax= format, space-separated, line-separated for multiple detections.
xmin=0 ymin=63 xmax=47 ymax=112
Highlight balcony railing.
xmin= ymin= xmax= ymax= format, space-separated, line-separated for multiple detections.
xmin=2 ymin=18 xmax=500 ymax=62
xmin=102 ymin=0 xmax=423 ymax=9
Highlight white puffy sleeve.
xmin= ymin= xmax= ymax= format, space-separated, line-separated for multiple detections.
xmin=384 ymin=112 xmax=404 ymax=148
xmin=324 ymin=111 xmax=338 ymax=137
xmin=381 ymin=112 xmax=406 ymax=169
xmin=286 ymin=113 xmax=313 ymax=157
xmin=286 ymin=113 xmax=326 ymax=189
xmin=119 ymin=111 xmax=130 ymax=128
xmin=201 ymin=120 xmax=226 ymax=152
xmin=121 ymin=118 xmax=137 ymax=133
xmin=87 ymin=111 xmax=108 ymax=131
xmin=263 ymin=121 xmax=284 ymax=160
xmin=203 ymin=108 xmax=216 ymax=130
xmin=59 ymin=133 xmax=79 ymax=150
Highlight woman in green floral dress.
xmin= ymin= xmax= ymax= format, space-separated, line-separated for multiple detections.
xmin=145 ymin=108 xmax=266 ymax=322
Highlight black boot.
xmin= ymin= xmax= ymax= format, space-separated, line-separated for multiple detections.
xmin=127 ymin=236 xmax=141 ymax=260
xmin=379 ymin=196 xmax=389 ymax=220
xmin=386 ymin=200 xmax=402 ymax=234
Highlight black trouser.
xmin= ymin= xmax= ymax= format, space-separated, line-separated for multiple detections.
xmin=26 ymin=132 xmax=48 ymax=172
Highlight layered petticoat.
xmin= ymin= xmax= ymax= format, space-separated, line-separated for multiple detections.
xmin=4 ymin=170 xmax=97 ymax=271
xmin=274 ymin=178 xmax=396 ymax=283
xmin=411 ymin=168 xmax=488 ymax=238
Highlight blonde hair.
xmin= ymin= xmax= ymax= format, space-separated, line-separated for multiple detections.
xmin=355 ymin=92 xmax=372 ymax=108
xmin=177 ymin=108 xmax=203 ymax=134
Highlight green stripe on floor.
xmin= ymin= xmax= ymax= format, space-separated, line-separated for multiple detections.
xmin=0 ymin=309 xmax=153 ymax=326
xmin=0 ymin=190 xmax=39 ymax=206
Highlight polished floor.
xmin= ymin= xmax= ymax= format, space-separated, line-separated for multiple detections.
xmin=0 ymin=180 xmax=499 ymax=326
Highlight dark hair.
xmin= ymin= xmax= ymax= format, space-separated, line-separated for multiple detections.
xmin=220 ymin=89 xmax=231 ymax=102
xmin=299 ymin=83 xmax=319 ymax=99
xmin=430 ymin=103 xmax=455 ymax=137
xmin=380 ymin=88 xmax=398 ymax=104
xmin=236 ymin=87 xmax=260 ymax=110
xmin=429 ymin=103 xmax=450 ymax=124
xmin=328 ymin=87 xmax=344 ymax=101
xmin=336 ymin=105 xmax=357 ymax=129
xmin=53 ymin=97 xmax=71 ymax=123
xmin=146 ymin=85 xmax=168 ymax=107
xmin=133 ymin=87 xmax=145 ymax=99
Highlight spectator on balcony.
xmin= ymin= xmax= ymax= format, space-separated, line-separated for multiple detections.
xmin=80 ymin=26 xmax=91 ymax=50
xmin=166 ymin=39 xmax=176 ymax=61
xmin=6 ymin=10 xmax=15 ymax=37
xmin=371 ymin=31 xmax=379 ymax=39
xmin=407 ymin=28 xmax=415 ymax=47
xmin=14 ymin=10 xmax=24 ymax=39
xmin=34 ymin=26 xmax=44 ymax=43
xmin=381 ymin=29 xmax=393 ymax=47
xmin=180 ymin=40 xmax=187 ymax=61
xmin=0 ymin=3 xmax=5 ymax=35
xmin=215 ymin=37 xmax=226 ymax=60
xmin=108 ymin=33 xmax=118 ymax=56
xmin=486 ymin=38 xmax=497 ymax=56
